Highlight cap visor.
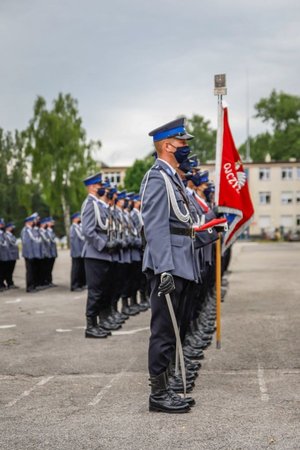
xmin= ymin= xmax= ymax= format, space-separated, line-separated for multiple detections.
xmin=174 ymin=132 xmax=194 ymax=140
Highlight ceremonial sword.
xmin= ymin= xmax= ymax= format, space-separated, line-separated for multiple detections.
xmin=159 ymin=272 xmax=187 ymax=398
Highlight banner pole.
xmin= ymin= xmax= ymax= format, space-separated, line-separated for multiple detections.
xmin=214 ymin=74 xmax=227 ymax=350
xmin=215 ymin=232 xmax=222 ymax=349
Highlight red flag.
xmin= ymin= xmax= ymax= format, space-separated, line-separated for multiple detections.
xmin=215 ymin=105 xmax=254 ymax=251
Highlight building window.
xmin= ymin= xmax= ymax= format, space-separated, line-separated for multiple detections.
xmin=280 ymin=215 xmax=293 ymax=228
xmin=259 ymin=168 xmax=270 ymax=181
xmin=297 ymin=168 xmax=300 ymax=179
xmin=259 ymin=215 xmax=271 ymax=229
xmin=259 ymin=192 xmax=271 ymax=205
xmin=296 ymin=192 xmax=300 ymax=204
xmin=296 ymin=215 xmax=300 ymax=227
xmin=281 ymin=167 xmax=293 ymax=180
xmin=281 ymin=191 xmax=293 ymax=205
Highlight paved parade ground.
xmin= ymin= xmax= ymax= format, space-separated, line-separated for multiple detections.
xmin=0 ymin=242 xmax=299 ymax=450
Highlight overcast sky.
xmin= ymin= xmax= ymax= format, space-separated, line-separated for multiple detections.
xmin=0 ymin=0 xmax=299 ymax=165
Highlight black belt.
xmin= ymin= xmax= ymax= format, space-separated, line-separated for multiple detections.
xmin=170 ymin=226 xmax=195 ymax=238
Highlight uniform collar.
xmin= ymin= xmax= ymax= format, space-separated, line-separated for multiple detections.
xmin=98 ymin=199 xmax=109 ymax=208
xmin=156 ymin=158 xmax=176 ymax=175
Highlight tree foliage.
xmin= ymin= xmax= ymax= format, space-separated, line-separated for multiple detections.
xmin=26 ymin=93 xmax=100 ymax=236
xmin=186 ymin=115 xmax=216 ymax=163
xmin=124 ymin=157 xmax=153 ymax=193
xmin=239 ymin=90 xmax=300 ymax=161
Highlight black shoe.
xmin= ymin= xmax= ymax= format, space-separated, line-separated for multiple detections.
xmin=149 ymin=372 xmax=190 ymax=414
xmin=26 ymin=287 xmax=39 ymax=293
xmin=184 ymin=346 xmax=204 ymax=361
xmin=167 ymin=388 xmax=196 ymax=407
xmin=71 ymin=287 xmax=84 ymax=292
xmin=7 ymin=284 xmax=19 ymax=290
xmin=99 ymin=316 xmax=121 ymax=331
xmin=168 ymin=374 xmax=194 ymax=393
xmin=85 ymin=317 xmax=108 ymax=338
xmin=48 ymin=283 xmax=58 ymax=288
xmin=121 ymin=298 xmax=136 ymax=316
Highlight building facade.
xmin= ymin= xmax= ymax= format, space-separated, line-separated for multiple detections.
xmin=202 ymin=160 xmax=300 ymax=238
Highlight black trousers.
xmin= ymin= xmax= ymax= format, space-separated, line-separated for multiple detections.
xmin=84 ymin=258 xmax=111 ymax=317
xmin=0 ymin=261 xmax=6 ymax=288
xmin=46 ymin=257 xmax=55 ymax=283
xmin=3 ymin=260 xmax=16 ymax=286
xmin=71 ymin=257 xmax=86 ymax=290
xmin=25 ymin=258 xmax=40 ymax=290
xmin=147 ymin=271 xmax=190 ymax=376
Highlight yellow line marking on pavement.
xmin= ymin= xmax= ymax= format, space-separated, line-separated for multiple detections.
xmin=257 ymin=363 xmax=269 ymax=402
xmin=0 ymin=324 xmax=16 ymax=329
xmin=56 ymin=329 xmax=72 ymax=332
xmin=5 ymin=376 xmax=54 ymax=408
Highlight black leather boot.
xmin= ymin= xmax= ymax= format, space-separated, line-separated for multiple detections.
xmin=149 ymin=372 xmax=190 ymax=413
xmin=99 ymin=310 xmax=122 ymax=331
xmin=85 ymin=316 xmax=108 ymax=338
xmin=114 ymin=299 xmax=129 ymax=320
xmin=140 ymin=290 xmax=150 ymax=308
xmin=121 ymin=297 xmax=136 ymax=316
xmin=129 ymin=294 xmax=140 ymax=315
xmin=166 ymin=364 xmax=196 ymax=407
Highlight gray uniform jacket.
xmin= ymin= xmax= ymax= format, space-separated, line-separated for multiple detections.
xmin=21 ymin=226 xmax=42 ymax=259
xmin=124 ymin=210 xmax=141 ymax=263
xmin=47 ymin=228 xmax=57 ymax=258
xmin=140 ymin=160 xmax=197 ymax=281
xmin=115 ymin=207 xmax=131 ymax=264
xmin=81 ymin=194 xmax=112 ymax=262
xmin=5 ymin=231 xmax=19 ymax=260
xmin=187 ymin=190 xmax=217 ymax=265
xmin=0 ymin=230 xmax=9 ymax=261
xmin=70 ymin=223 xmax=85 ymax=258
xmin=40 ymin=228 xmax=52 ymax=258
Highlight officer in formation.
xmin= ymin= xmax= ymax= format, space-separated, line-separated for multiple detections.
xmin=81 ymin=173 xmax=149 ymax=339
xmin=140 ymin=118 xmax=228 ymax=413
xmin=21 ymin=213 xmax=58 ymax=292
xmin=0 ymin=219 xmax=19 ymax=290
xmin=70 ymin=211 xmax=86 ymax=291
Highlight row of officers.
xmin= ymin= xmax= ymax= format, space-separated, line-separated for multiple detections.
xmin=0 ymin=216 xmax=57 ymax=292
xmin=0 ymin=190 xmax=151 ymax=322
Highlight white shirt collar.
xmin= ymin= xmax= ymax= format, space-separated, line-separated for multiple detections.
xmin=157 ymin=158 xmax=176 ymax=175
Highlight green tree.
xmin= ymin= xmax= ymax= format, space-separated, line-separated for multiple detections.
xmin=239 ymin=90 xmax=300 ymax=161
xmin=186 ymin=115 xmax=216 ymax=163
xmin=26 ymin=93 xmax=100 ymax=238
xmin=124 ymin=157 xmax=153 ymax=193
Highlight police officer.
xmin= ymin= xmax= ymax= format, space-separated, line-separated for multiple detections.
xmin=40 ymin=217 xmax=52 ymax=287
xmin=70 ymin=212 xmax=86 ymax=291
xmin=4 ymin=222 xmax=19 ymax=289
xmin=21 ymin=213 xmax=42 ymax=293
xmin=130 ymin=194 xmax=149 ymax=310
xmin=46 ymin=217 xmax=57 ymax=287
xmin=140 ymin=117 xmax=197 ymax=413
xmin=81 ymin=173 xmax=115 ymax=339
xmin=0 ymin=218 xmax=8 ymax=291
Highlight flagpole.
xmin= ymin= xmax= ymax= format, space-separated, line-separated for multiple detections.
xmin=214 ymin=74 xmax=227 ymax=350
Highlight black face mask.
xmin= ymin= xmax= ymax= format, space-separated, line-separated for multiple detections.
xmin=174 ymin=145 xmax=191 ymax=163
xmin=107 ymin=191 xmax=114 ymax=200
xmin=97 ymin=188 xmax=106 ymax=197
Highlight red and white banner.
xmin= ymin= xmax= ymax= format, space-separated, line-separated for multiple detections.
xmin=214 ymin=104 xmax=254 ymax=252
